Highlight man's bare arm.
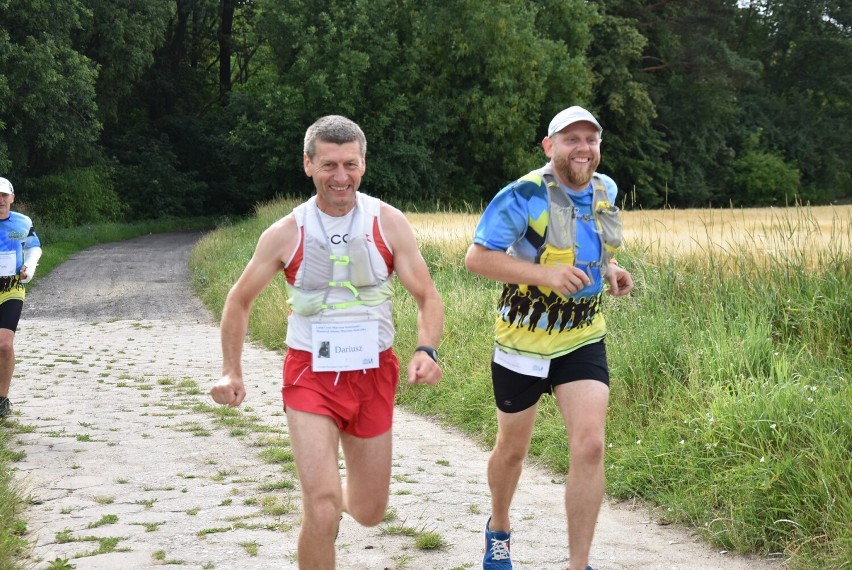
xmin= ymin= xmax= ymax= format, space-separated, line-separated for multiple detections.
xmin=464 ymin=243 xmax=591 ymax=296
xmin=211 ymin=216 xmax=296 ymax=406
xmin=381 ymin=205 xmax=443 ymax=385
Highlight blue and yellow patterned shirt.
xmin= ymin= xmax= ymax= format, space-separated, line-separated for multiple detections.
xmin=473 ymin=165 xmax=618 ymax=359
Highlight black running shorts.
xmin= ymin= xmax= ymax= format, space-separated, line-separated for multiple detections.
xmin=491 ymin=340 xmax=609 ymax=413
xmin=0 ymin=298 xmax=23 ymax=332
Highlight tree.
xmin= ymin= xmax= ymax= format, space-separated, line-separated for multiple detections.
xmin=219 ymin=0 xmax=235 ymax=95
xmin=100 ymin=0 xmax=260 ymax=218
xmin=230 ymin=0 xmax=598 ymax=205
xmin=735 ymin=0 xmax=852 ymax=203
xmin=732 ymin=130 xmax=801 ymax=205
xmin=0 ymin=0 xmax=101 ymax=178
xmin=587 ymin=6 xmax=670 ymax=208
xmin=616 ymin=0 xmax=761 ymax=207
xmin=420 ymin=0 xmax=595 ymax=199
xmin=72 ymin=0 xmax=172 ymax=127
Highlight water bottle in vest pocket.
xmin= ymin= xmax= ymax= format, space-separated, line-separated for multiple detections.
xmin=536 ymin=199 xmax=577 ymax=266
xmin=347 ymin=233 xmax=379 ymax=287
xmin=594 ymin=200 xmax=623 ymax=252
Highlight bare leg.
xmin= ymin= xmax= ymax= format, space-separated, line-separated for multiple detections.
xmin=0 ymin=329 xmax=15 ymax=397
xmin=286 ymin=408 xmax=344 ymax=570
xmin=487 ymin=404 xmax=538 ymax=533
xmin=339 ymin=429 xmax=393 ymax=526
xmin=554 ymin=380 xmax=609 ymax=570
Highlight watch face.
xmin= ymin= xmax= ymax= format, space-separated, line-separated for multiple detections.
xmin=417 ymin=347 xmax=437 ymax=361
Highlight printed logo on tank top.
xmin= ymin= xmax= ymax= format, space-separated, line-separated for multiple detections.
xmin=328 ymin=233 xmax=374 ymax=245
xmin=319 ymin=210 xmax=354 ymax=249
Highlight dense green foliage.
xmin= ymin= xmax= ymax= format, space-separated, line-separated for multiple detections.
xmin=26 ymin=166 xmax=126 ymax=226
xmin=188 ymin=199 xmax=851 ymax=568
xmin=1 ymin=0 xmax=850 ymax=222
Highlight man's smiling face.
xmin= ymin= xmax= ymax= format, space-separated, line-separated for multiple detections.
xmin=304 ymin=140 xmax=366 ymax=216
xmin=543 ymin=122 xmax=601 ymax=190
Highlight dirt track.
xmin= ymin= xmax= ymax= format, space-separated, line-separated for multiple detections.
xmin=9 ymin=232 xmax=788 ymax=569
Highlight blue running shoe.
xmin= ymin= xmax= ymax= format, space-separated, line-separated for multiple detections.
xmin=483 ymin=516 xmax=512 ymax=569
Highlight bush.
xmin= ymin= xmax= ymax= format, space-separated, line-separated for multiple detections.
xmin=24 ymin=166 xmax=127 ymax=226
xmin=733 ymin=149 xmax=801 ymax=206
xmin=108 ymin=130 xmax=206 ymax=220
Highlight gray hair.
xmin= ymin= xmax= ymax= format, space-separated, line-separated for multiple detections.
xmin=303 ymin=115 xmax=367 ymax=159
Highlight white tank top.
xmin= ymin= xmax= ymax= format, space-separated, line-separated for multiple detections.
xmin=284 ymin=194 xmax=396 ymax=352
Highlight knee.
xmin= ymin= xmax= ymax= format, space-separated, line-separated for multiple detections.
xmin=0 ymin=336 xmax=13 ymax=357
xmin=348 ymin=495 xmax=388 ymax=527
xmin=493 ymin=435 xmax=530 ymax=466
xmin=302 ymin=490 xmax=343 ymax=528
xmin=571 ymin=434 xmax=605 ymax=465
xmin=497 ymin=445 xmax=528 ymax=466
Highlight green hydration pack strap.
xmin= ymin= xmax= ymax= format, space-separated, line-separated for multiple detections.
xmin=316 ymin=204 xmax=366 ymax=310
xmin=285 ymin=195 xmax=395 ymax=316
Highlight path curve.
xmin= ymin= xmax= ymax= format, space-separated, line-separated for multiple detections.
xmin=10 ymin=232 xmax=787 ymax=569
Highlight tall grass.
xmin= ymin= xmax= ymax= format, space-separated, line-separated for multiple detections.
xmin=600 ymin=211 xmax=851 ymax=568
xmin=0 ymin=445 xmax=27 ymax=568
xmin=190 ymin=199 xmax=851 ymax=569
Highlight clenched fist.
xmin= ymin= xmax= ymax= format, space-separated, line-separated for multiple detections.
xmin=209 ymin=375 xmax=246 ymax=407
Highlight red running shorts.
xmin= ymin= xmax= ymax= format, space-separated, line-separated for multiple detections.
xmin=281 ymin=348 xmax=400 ymax=438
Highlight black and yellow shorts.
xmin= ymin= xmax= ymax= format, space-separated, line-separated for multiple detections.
xmin=0 ymin=276 xmax=25 ymax=332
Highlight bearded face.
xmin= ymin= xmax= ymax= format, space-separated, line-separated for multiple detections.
xmin=551 ymin=151 xmax=600 ymax=188
xmin=542 ymin=122 xmax=602 ymax=191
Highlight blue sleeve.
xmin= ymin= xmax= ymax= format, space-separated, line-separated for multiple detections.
xmin=24 ymin=227 xmax=41 ymax=249
xmin=473 ymin=182 xmax=534 ymax=251
xmin=599 ymin=173 xmax=619 ymax=204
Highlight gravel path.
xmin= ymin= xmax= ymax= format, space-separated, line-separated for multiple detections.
xmin=8 ymin=232 xmax=787 ymax=569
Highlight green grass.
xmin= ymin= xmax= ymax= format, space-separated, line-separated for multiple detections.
xmin=598 ymin=242 xmax=852 ymax=567
xmin=189 ymin=197 xmax=851 ymax=569
xmin=0 ymin=442 xmax=28 ymax=568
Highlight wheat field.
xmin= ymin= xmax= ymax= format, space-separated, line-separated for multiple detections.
xmin=408 ymin=205 xmax=852 ymax=260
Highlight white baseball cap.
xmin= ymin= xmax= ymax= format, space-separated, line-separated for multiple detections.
xmin=547 ymin=106 xmax=602 ymax=137
xmin=0 ymin=177 xmax=13 ymax=195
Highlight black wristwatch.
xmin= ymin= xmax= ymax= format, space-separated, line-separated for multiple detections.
xmin=415 ymin=345 xmax=438 ymax=362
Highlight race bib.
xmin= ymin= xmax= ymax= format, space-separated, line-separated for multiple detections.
xmin=311 ymin=321 xmax=380 ymax=372
xmin=493 ymin=347 xmax=550 ymax=378
xmin=0 ymin=252 xmax=16 ymax=277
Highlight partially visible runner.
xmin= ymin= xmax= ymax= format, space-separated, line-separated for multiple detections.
xmin=465 ymin=106 xmax=634 ymax=570
xmin=0 ymin=176 xmax=43 ymax=418
xmin=209 ymin=115 xmax=444 ymax=569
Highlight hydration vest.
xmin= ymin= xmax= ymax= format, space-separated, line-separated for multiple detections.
xmin=284 ymin=193 xmax=394 ymax=317
xmin=533 ymin=167 xmax=623 ymax=276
